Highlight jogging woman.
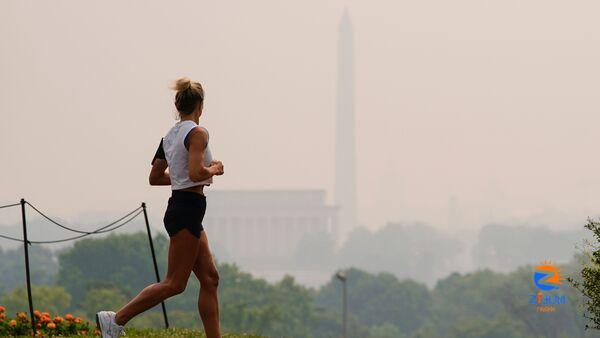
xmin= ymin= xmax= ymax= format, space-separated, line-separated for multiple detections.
xmin=96 ymin=77 xmax=224 ymax=338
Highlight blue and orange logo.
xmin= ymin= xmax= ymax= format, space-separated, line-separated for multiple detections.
xmin=529 ymin=260 xmax=567 ymax=312
xmin=533 ymin=260 xmax=564 ymax=291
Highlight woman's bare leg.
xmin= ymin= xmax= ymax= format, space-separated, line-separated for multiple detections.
xmin=114 ymin=229 xmax=201 ymax=326
xmin=192 ymin=231 xmax=221 ymax=338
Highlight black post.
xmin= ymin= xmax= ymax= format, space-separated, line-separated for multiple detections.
xmin=336 ymin=271 xmax=348 ymax=338
xmin=20 ymin=198 xmax=35 ymax=335
xmin=342 ymin=279 xmax=347 ymax=338
xmin=142 ymin=202 xmax=169 ymax=329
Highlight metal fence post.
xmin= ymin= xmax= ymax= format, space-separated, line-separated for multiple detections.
xmin=142 ymin=202 xmax=169 ymax=329
xmin=20 ymin=198 xmax=35 ymax=335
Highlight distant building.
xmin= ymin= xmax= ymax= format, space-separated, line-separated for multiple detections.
xmin=203 ymin=190 xmax=338 ymax=260
xmin=204 ymin=10 xmax=356 ymax=262
xmin=335 ymin=8 xmax=358 ymax=240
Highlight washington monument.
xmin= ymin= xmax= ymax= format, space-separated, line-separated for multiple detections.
xmin=335 ymin=9 xmax=357 ymax=241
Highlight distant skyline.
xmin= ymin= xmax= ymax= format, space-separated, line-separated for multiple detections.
xmin=1 ymin=1 xmax=600 ymax=235
xmin=335 ymin=9 xmax=357 ymax=240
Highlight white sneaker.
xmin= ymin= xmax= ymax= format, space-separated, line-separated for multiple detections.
xmin=96 ymin=311 xmax=126 ymax=338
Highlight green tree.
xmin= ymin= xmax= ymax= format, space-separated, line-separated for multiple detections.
xmin=218 ymin=264 xmax=317 ymax=337
xmin=0 ymin=245 xmax=58 ymax=294
xmin=568 ymin=218 xmax=600 ymax=330
xmin=81 ymin=287 xmax=128 ymax=319
xmin=316 ymin=268 xmax=432 ymax=335
xmin=2 ymin=285 xmax=70 ymax=315
xmin=57 ymin=232 xmax=168 ymax=308
xmin=44 ymin=229 xmax=598 ymax=337
xmin=448 ymin=314 xmax=528 ymax=338
xmin=433 ymin=261 xmax=592 ymax=338
xmin=431 ymin=269 xmax=508 ymax=334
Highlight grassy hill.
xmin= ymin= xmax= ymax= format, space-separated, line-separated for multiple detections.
xmin=15 ymin=328 xmax=266 ymax=337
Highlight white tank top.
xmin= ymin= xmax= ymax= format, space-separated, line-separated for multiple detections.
xmin=163 ymin=120 xmax=213 ymax=190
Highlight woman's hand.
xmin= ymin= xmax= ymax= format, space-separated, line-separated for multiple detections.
xmin=210 ymin=160 xmax=224 ymax=175
xmin=189 ymin=128 xmax=222 ymax=182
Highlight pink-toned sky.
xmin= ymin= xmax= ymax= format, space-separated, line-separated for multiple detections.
xmin=1 ymin=0 xmax=599 ymax=233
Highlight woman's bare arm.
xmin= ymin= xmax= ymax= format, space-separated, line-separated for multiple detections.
xmin=188 ymin=127 xmax=223 ymax=182
xmin=149 ymin=159 xmax=171 ymax=185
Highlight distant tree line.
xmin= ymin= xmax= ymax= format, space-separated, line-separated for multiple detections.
xmin=0 ymin=231 xmax=597 ymax=337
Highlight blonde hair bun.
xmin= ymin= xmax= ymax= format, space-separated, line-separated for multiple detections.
xmin=171 ymin=77 xmax=192 ymax=92
xmin=171 ymin=76 xmax=205 ymax=116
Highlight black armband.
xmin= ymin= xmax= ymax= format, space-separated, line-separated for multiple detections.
xmin=151 ymin=138 xmax=165 ymax=165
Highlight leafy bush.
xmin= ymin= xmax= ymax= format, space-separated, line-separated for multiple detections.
xmin=0 ymin=306 xmax=95 ymax=337
xmin=2 ymin=286 xmax=71 ymax=315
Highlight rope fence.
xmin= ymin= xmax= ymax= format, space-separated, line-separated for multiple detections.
xmin=0 ymin=202 xmax=144 ymax=243
xmin=0 ymin=198 xmax=170 ymax=334
xmin=0 ymin=202 xmax=20 ymax=210
xmin=29 ymin=209 xmax=144 ymax=244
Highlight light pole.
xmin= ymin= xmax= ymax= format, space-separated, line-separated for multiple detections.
xmin=336 ymin=271 xmax=347 ymax=338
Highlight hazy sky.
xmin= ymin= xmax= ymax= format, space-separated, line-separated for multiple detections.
xmin=1 ymin=0 xmax=600 ymax=234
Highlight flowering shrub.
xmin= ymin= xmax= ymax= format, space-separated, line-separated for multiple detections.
xmin=0 ymin=306 xmax=99 ymax=337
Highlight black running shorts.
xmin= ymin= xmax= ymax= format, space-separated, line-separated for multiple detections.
xmin=163 ymin=190 xmax=206 ymax=238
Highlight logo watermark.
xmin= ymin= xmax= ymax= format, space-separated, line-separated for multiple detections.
xmin=529 ymin=260 xmax=568 ymax=312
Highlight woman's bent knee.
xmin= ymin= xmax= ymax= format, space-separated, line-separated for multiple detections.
xmin=164 ymin=280 xmax=187 ymax=296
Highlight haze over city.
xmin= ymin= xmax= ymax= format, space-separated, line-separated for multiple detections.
xmin=2 ymin=1 xmax=600 ymax=250
xmin=3 ymin=3 xmax=600 ymax=337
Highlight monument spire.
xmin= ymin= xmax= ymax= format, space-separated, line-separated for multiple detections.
xmin=335 ymin=8 xmax=357 ymax=241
